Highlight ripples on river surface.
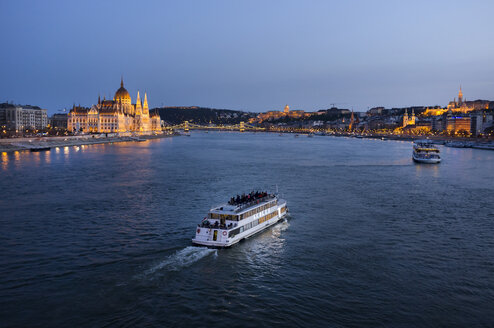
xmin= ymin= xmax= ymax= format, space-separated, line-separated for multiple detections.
xmin=1 ymin=132 xmax=494 ymax=327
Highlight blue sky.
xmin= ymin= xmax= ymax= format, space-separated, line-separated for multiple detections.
xmin=1 ymin=0 xmax=493 ymax=113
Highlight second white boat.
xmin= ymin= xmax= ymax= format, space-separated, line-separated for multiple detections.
xmin=413 ymin=140 xmax=441 ymax=164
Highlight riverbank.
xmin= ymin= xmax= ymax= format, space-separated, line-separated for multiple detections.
xmin=272 ymin=130 xmax=494 ymax=150
xmin=0 ymin=133 xmax=176 ymax=153
xmin=325 ymin=132 xmax=494 ymax=150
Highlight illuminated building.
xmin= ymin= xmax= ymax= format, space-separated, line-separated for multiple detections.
xmin=67 ymin=79 xmax=161 ymax=134
xmin=424 ymin=87 xmax=476 ymax=116
xmin=446 ymin=86 xmax=470 ymax=112
xmin=289 ymin=110 xmax=306 ymax=119
xmin=402 ymin=120 xmax=432 ymax=133
xmin=402 ymin=108 xmax=416 ymax=127
xmin=256 ymin=104 xmax=307 ymax=122
xmin=257 ymin=110 xmax=285 ymax=122
xmin=446 ymin=116 xmax=471 ymax=134
xmin=348 ymin=111 xmax=354 ymax=130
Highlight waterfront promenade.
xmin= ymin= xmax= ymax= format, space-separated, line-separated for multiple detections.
xmin=0 ymin=133 xmax=173 ymax=153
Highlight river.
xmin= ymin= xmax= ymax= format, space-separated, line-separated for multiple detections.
xmin=1 ymin=132 xmax=494 ymax=327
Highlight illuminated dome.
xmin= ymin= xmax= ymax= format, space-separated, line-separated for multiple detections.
xmin=114 ymin=78 xmax=131 ymax=104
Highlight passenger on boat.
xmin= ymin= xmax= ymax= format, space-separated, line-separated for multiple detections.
xmin=227 ymin=191 xmax=270 ymax=206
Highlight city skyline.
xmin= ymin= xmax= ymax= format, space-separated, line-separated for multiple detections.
xmin=1 ymin=0 xmax=494 ymax=113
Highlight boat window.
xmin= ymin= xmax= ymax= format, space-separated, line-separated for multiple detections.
xmin=229 ymin=227 xmax=240 ymax=238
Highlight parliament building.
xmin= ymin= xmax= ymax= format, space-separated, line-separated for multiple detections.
xmin=67 ymin=79 xmax=161 ymax=134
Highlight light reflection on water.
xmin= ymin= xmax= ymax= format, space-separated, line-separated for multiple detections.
xmin=1 ymin=152 xmax=7 ymax=170
xmin=238 ymin=220 xmax=289 ymax=276
xmin=414 ymin=161 xmax=440 ymax=178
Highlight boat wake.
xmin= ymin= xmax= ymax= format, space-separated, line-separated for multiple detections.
xmin=271 ymin=219 xmax=290 ymax=237
xmin=144 ymin=246 xmax=217 ymax=276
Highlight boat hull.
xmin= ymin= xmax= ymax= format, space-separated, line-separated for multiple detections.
xmin=413 ymin=156 xmax=441 ymax=164
xmin=30 ymin=147 xmax=51 ymax=152
xmin=192 ymin=211 xmax=287 ymax=248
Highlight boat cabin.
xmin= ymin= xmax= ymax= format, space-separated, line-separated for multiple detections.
xmin=199 ymin=195 xmax=278 ymax=230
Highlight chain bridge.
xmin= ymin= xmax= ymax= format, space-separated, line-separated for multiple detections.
xmin=168 ymin=121 xmax=266 ymax=132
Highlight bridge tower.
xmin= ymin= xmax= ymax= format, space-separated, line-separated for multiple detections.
xmin=184 ymin=121 xmax=189 ymax=132
xmin=239 ymin=121 xmax=245 ymax=132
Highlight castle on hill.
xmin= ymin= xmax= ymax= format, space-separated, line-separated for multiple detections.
xmin=256 ymin=105 xmax=307 ymax=122
xmin=423 ymin=87 xmax=488 ymax=116
xmin=67 ymin=78 xmax=161 ymax=134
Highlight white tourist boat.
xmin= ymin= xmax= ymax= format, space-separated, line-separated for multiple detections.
xmin=413 ymin=140 xmax=441 ymax=164
xmin=192 ymin=192 xmax=288 ymax=248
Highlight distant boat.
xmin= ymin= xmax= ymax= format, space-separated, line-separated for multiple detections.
xmin=307 ymin=133 xmax=314 ymax=138
xmin=413 ymin=140 xmax=441 ymax=164
xmin=472 ymin=144 xmax=494 ymax=151
xmin=30 ymin=146 xmax=51 ymax=152
xmin=445 ymin=141 xmax=473 ymax=148
xmin=294 ymin=134 xmax=299 ymax=138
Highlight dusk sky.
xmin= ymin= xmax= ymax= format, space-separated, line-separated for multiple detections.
xmin=1 ymin=0 xmax=494 ymax=113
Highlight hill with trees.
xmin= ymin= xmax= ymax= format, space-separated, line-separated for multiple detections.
xmin=152 ymin=106 xmax=257 ymax=125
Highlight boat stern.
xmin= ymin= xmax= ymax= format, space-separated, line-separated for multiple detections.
xmin=192 ymin=227 xmax=231 ymax=247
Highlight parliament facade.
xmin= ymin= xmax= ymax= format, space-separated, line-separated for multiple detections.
xmin=67 ymin=79 xmax=161 ymax=134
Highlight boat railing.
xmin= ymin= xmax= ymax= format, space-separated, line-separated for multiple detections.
xmin=198 ymin=221 xmax=238 ymax=230
xmin=414 ymin=148 xmax=439 ymax=152
xmin=234 ymin=195 xmax=276 ymax=213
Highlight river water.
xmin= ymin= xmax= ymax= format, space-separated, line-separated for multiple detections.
xmin=1 ymin=132 xmax=494 ymax=327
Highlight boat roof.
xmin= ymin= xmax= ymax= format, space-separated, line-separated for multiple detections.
xmin=210 ymin=195 xmax=277 ymax=215
xmin=414 ymin=139 xmax=434 ymax=144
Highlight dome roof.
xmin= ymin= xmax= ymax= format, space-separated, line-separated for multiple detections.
xmin=114 ymin=78 xmax=131 ymax=102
